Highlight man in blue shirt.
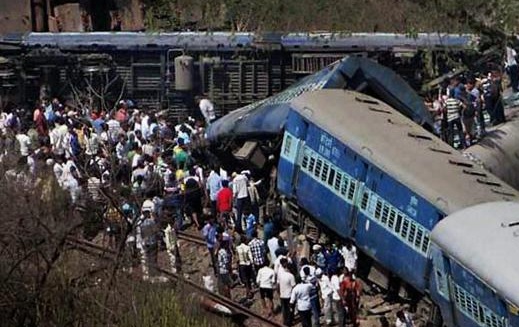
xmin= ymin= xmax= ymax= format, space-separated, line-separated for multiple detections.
xmin=206 ymin=166 xmax=222 ymax=216
xmin=245 ymin=207 xmax=257 ymax=239
xmin=202 ymin=217 xmax=218 ymax=275
xmin=262 ymin=215 xmax=275 ymax=244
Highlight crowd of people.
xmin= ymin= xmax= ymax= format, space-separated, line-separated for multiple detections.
xmin=0 ymin=94 xmax=418 ymax=327
xmin=426 ymin=69 xmax=507 ymax=149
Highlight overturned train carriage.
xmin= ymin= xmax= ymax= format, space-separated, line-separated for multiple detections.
xmin=234 ymin=89 xmax=519 ymax=326
xmin=0 ymin=32 xmax=474 ymax=119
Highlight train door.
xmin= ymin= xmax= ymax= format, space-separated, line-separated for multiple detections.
xmin=347 ymin=152 xmax=370 ymax=238
xmin=278 ymin=113 xmax=309 ymax=197
xmin=430 ymin=248 xmax=457 ymax=326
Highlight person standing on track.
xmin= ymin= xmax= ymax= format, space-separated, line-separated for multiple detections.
xmin=278 ymin=257 xmax=296 ymax=326
xmin=290 ymin=278 xmax=313 ymax=327
xmin=340 ymin=268 xmax=362 ymax=327
xmin=217 ymin=239 xmax=232 ymax=298
xmin=256 ymin=260 xmax=275 ymax=317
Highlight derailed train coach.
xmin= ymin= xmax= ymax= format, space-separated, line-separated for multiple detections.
xmin=277 ymin=89 xmax=519 ymax=326
xmin=0 ymin=32 xmax=474 ymax=117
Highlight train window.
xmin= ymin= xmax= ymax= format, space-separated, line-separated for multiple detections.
xmin=374 ymin=200 xmax=383 ymax=221
xmin=334 ymin=172 xmax=342 ymax=191
xmin=388 ymin=210 xmax=396 ymax=229
xmin=328 ymin=168 xmax=336 ymax=186
xmin=408 ymin=222 xmax=417 ymax=244
xmin=301 ymin=153 xmax=309 ymax=169
xmin=381 ymin=204 xmax=389 ymax=225
xmin=340 ymin=178 xmax=349 ymax=196
xmin=347 ymin=181 xmax=356 ymax=201
xmin=452 ymin=284 xmax=506 ymax=327
xmin=315 ymin=159 xmax=323 ymax=178
xmin=308 ymin=157 xmax=316 ymax=173
xmin=414 ymin=228 xmax=423 ymax=248
xmin=283 ymin=135 xmax=293 ymax=156
xmin=421 ymin=234 xmax=429 ymax=253
xmin=360 ymin=191 xmax=369 ymax=210
xmin=395 ymin=214 xmax=403 ymax=233
xmin=321 ymin=163 xmax=329 ymax=182
xmin=401 ymin=219 xmax=409 ymax=238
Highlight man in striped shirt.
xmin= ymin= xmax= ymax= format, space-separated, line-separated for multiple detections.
xmin=444 ymin=94 xmax=466 ymax=149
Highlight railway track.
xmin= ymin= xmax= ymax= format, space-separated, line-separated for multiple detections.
xmin=66 ymin=237 xmax=285 ymax=327
xmin=177 ymin=230 xmax=206 ymax=246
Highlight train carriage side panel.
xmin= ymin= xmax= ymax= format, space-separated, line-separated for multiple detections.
xmin=278 ymin=110 xmax=309 ymax=199
xmin=294 ymin=123 xmax=364 ymax=238
xmin=281 ymin=109 xmax=438 ymax=291
xmin=447 ymin=259 xmax=509 ymax=327
xmin=429 ymin=244 xmax=456 ymax=327
xmin=355 ymin=163 xmax=441 ymax=291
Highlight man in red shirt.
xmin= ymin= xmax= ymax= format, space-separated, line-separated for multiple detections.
xmin=339 ymin=268 xmax=362 ymax=327
xmin=216 ymin=179 xmax=233 ymax=224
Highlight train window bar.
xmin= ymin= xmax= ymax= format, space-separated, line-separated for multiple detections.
xmin=447 ymin=159 xmax=473 ymax=168
xmin=491 ymin=188 xmax=516 ymax=197
xmin=407 ymin=132 xmax=432 ymax=141
xmin=428 ymin=147 xmax=452 ymax=154
xmin=368 ymin=106 xmax=392 ymax=114
xmin=355 ymin=96 xmax=379 ymax=105
xmin=476 ymin=178 xmax=501 ymax=187
xmin=462 ymin=169 xmax=487 ymax=177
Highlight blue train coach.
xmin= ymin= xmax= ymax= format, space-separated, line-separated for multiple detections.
xmin=276 ymin=89 xmax=519 ymax=326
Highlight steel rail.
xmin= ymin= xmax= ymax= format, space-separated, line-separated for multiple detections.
xmin=66 ymin=238 xmax=285 ymax=327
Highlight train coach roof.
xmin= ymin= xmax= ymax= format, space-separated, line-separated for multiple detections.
xmin=431 ymin=202 xmax=519 ymax=305
xmin=290 ymin=89 xmax=519 ymax=214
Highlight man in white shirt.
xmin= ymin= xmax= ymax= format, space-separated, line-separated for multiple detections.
xmin=15 ymin=129 xmax=31 ymax=158
xmin=198 ymin=98 xmax=216 ymax=125
xmin=340 ymin=240 xmax=358 ymax=273
xmin=317 ymin=268 xmax=335 ymax=326
xmin=232 ymin=172 xmax=249 ymax=233
xmin=267 ymin=235 xmax=280 ymax=262
xmin=49 ymin=118 xmax=69 ymax=156
xmin=290 ymin=280 xmax=313 ymax=327
xmin=331 ymin=270 xmax=348 ymax=327
xmin=236 ymin=237 xmax=254 ymax=298
xmin=256 ymin=262 xmax=275 ymax=317
xmin=277 ymin=258 xmax=295 ymax=326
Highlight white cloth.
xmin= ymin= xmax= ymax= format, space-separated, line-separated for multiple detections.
xmin=506 ymin=46 xmax=517 ymax=67
xmin=236 ymin=243 xmax=253 ymax=266
xmin=330 ymin=274 xmax=342 ymax=301
xmin=15 ymin=133 xmax=31 ymax=156
xmin=396 ymin=312 xmax=415 ymax=327
xmin=299 ymin=264 xmax=316 ymax=282
xmin=199 ymin=98 xmax=216 ymax=122
xmin=267 ymin=236 xmax=280 ymax=262
xmin=290 ymin=283 xmax=313 ymax=311
xmin=84 ymin=133 xmax=99 ymax=156
xmin=319 ymin=275 xmax=333 ymax=299
xmin=50 ymin=124 xmax=69 ymax=155
xmin=256 ymin=266 xmax=276 ymax=289
xmin=340 ymin=245 xmax=358 ymax=272
xmin=232 ymin=173 xmax=249 ymax=199
xmin=274 ymin=255 xmax=292 ymax=277
xmin=277 ymin=269 xmax=296 ymax=299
